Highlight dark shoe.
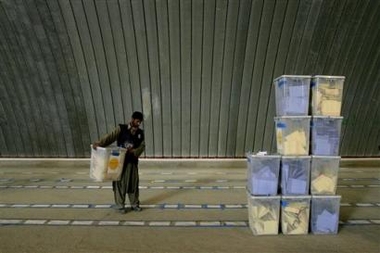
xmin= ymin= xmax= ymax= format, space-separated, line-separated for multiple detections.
xmin=131 ymin=206 xmax=142 ymax=212
xmin=117 ymin=208 xmax=127 ymax=214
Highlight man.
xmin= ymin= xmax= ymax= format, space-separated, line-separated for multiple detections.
xmin=93 ymin=111 xmax=145 ymax=213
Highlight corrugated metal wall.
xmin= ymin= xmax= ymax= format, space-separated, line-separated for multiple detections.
xmin=0 ymin=0 xmax=379 ymax=158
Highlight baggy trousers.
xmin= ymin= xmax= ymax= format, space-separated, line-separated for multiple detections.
xmin=112 ymin=161 xmax=140 ymax=208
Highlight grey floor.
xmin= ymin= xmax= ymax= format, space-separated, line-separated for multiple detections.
xmin=0 ymin=159 xmax=379 ymax=253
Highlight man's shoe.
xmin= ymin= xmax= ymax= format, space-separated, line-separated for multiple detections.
xmin=114 ymin=207 xmax=127 ymax=214
xmin=131 ymin=206 xmax=142 ymax=212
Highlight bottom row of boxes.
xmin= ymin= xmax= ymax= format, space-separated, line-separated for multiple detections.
xmin=247 ymin=194 xmax=341 ymax=235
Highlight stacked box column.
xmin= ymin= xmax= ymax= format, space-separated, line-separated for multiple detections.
xmin=310 ymin=76 xmax=345 ymax=235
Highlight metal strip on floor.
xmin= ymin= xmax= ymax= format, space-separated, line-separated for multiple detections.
xmin=0 ymin=219 xmax=379 ymax=227
xmin=0 ymin=184 xmax=379 ymax=190
xmin=1 ymin=177 xmax=380 ymax=182
xmin=0 ymin=202 xmax=379 ymax=209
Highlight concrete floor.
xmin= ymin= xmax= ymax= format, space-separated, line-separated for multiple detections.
xmin=0 ymin=159 xmax=379 ymax=253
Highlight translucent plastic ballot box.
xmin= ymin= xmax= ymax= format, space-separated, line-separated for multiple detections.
xmin=281 ymin=195 xmax=311 ymax=235
xmin=90 ymin=146 xmax=127 ymax=182
xmin=274 ymin=75 xmax=311 ymax=116
xmin=274 ymin=116 xmax=311 ymax=155
xmin=311 ymin=195 xmax=341 ymax=234
xmin=280 ymin=156 xmax=311 ymax=195
xmin=247 ymin=194 xmax=281 ymax=235
xmin=246 ymin=154 xmax=281 ymax=196
xmin=311 ymin=116 xmax=343 ymax=156
xmin=310 ymin=156 xmax=340 ymax=195
xmin=311 ymin=76 xmax=345 ymax=116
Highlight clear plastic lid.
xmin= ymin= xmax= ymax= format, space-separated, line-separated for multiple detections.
xmin=274 ymin=75 xmax=312 ymax=82
xmin=311 ymin=195 xmax=341 ymax=199
xmin=312 ymin=75 xmax=345 ymax=79
xmin=282 ymin=195 xmax=311 ymax=200
xmin=312 ymin=116 xmax=343 ymax=119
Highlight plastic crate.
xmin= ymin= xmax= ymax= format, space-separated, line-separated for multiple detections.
xmin=246 ymin=154 xmax=281 ymax=196
xmin=311 ymin=116 xmax=343 ymax=156
xmin=310 ymin=156 xmax=340 ymax=195
xmin=247 ymin=194 xmax=281 ymax=235
xmin=311 ymin=76 xmax=345 ymax=116
xmin=281 ymin=195 xmax=311 ymax=235
xmin=280 ymin=156 xmax=311 ymax=195
xmin=311 ymin=195 xmax=341 ymax=234
xmin=274 ymin=75 xmax=311 ymax=116
xmin=275 ymin=116 xmax=311 ymax=155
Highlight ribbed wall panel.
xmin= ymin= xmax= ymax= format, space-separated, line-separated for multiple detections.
xmin=0 ymin=0 xmax=379 ymax=157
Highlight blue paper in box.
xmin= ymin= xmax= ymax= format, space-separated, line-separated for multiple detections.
xmin=247 ymin=154 xmax=281 ymax=196
xmin=274 ymin=75 xmax=311 ymax=116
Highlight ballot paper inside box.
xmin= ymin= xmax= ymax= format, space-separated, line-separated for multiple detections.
xmin=311 ymin=116 xmax=343 ymax=156
xmin=274 ymin=75 xmax=311 ymax=116
xmin=90 ymin=146 xmax=127 ymax=182
xmin=281 ymin=196 xmax=311 ymax=235
xmin=311 ymin=76 xmax=345 ymax=116
xmin=311 ymin=195 xmax=341 ymax=234
xmin=247 ymin=194 xmax=281 ymax=235
xmin=281 ymin=156 xmax=311 ymax=195
xmin=311 ymin=156 xmax=340 ymax=195
xmin=247 ymin=154 xmax=281 ymax=196
xmin=274 ymin=116 xmax=311 ymax=155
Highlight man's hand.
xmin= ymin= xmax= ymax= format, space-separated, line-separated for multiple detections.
xmin=92 ymin=143 xmax=100 ymax=150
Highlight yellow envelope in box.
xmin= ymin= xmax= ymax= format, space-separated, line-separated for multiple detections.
xmin=320 ymin=85 xmax=340 ymax=97
xmin=284 ymin=130 xmax=307 ymax=155
xmin=321 ymin=100 xmax=341 ymax=116
xmin=106 ymin=149 xmax=126 ymax=181
xmin=263 ymin=220 xmax=278 ymax=234
xmin=312 ymin=174 xmax=336 ymax=194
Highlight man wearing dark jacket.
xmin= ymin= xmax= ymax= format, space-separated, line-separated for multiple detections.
xmin=93 ymin=111 xmax=145 ymax=213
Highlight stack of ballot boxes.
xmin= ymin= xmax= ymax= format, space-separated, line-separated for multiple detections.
xmin=246 ymin=75 xmax=344 ymax=235
xmin=309 ymin=76 xmax=345 ymax=234
xmin=274 ymin=75 xmax=312 ymax=235
xmin=246 ymin=154 xmax=281 ymax=235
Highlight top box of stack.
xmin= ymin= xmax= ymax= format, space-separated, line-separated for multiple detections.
xmin=311 ymin=76 xmax=345 ymax=116
xmin=274 ymin=75 xmax=311 ymax=116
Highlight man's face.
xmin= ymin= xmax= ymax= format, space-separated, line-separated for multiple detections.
xmin=131 ymin=118 xmax=142 ymax=129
